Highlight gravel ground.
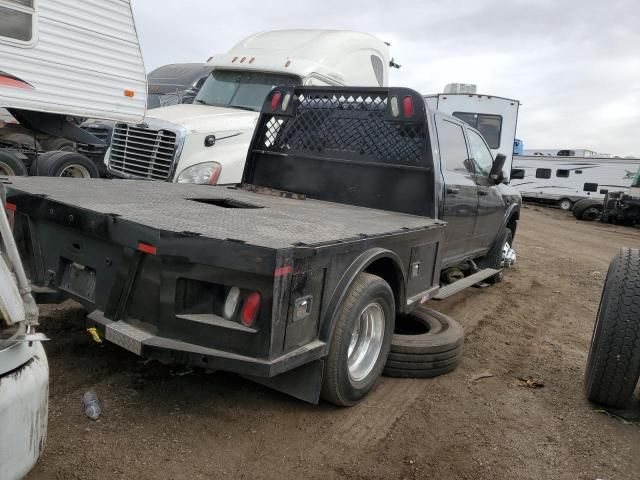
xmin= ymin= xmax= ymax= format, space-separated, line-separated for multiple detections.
xmin=27 ymin=205 xmax=640 ymax=480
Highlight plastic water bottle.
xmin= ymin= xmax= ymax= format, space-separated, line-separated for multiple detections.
xmin=83 ymin=391 xmax=102 ymax=420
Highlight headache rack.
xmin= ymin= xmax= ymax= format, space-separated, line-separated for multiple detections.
xmin=243 ymin=86 xmax=436 ymax=218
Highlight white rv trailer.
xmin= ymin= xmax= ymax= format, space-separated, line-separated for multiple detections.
xmin=510 ymin=155 xmax=640 ymax=209
xmin=0 ymin=1 xmax=146 ymax=478
xmin=424 ymin=92 xmax=520 ymax=181
xmin=0 ymin=0 xmax=146 ymax=122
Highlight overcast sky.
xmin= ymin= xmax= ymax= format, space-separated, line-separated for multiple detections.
xmin=131 ymin=0 xmax=639 ymax=156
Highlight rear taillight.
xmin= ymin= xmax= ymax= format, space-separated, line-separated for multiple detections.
xmin=403 ymin=96 xmax=414 ymax=117
xmin=241 ymin=292 xmax=261 ymax=327
xmin=271 ymin=91 xmax=282 ymax=112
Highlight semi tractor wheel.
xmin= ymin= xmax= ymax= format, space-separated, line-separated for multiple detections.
xmin=384 ymin=307 xmax=464 ymax=378
xmin=573 ymin=199 xmax=602 ymax=221
xmin=41 ymin=137 xmax=76 ymax=152
xmin=584 ymin=248 xmax=640 ymax=408
xmin=30 ymin=151 xmax=99 ymax=178
xmin=321 ymin=272 xmax=395 ymax=406
xmin=0 ymin=150 xmax=28 ymax=176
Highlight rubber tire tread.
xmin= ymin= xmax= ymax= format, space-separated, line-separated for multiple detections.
xmin=584 ymin=248 xmax=640 ymax=408
xmin=383 ymin=362 xmax=458 ymax=378
xmin=389 ymin=307 xmax=464 ymax=355
xmin=0 ymin=150 xmax=28 ymax=176
xmin=30 ymin=151 xmax=99 ymax=177
xmin=573 ymin=199 xmax=602 ymax=220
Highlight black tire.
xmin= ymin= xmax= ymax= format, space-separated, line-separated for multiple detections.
xmin=321 ymin=272 xmax=395 ymax=406
xmin=383 ymin=307 xmax=464 ymax=378
xmin=572 ymin=198 xmax=592 ymax=215
xmin=558 ymin=198 xmax=573 ymax=211
xmin=0 ymin=150 xmax=28 ymax=176
xmin=477 ymin=228 xmax=513 ymax=284
xmin=573 ymin=199 xmax=602 ymax=221
xmin=585 ymin=248 xmax=640 ymax=408
xmin=30 ymin=151 xmax=99 ymax=178
xmin=41 ymin=136 xmax=76 ymax=152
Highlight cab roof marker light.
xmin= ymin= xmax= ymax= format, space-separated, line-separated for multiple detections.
xmin=403 ymin=96 xmax=414 ymax=118
xmin=249 ymin=57 xmax=255 ymax=64
xmin=390 ymin=96 xmax=400 ymax=117
xmin=271 ymin=91 xmax=282 ymax=112
xmin=240 ymin=57 xmax=246 ymax=63
xmin=232 ymin=56 xmax=238 ymax=63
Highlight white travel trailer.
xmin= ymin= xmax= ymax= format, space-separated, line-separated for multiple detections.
xmin=105 ymin=29 xmax=392 ymax=184
xmin=0 ymin=1 xmax=146 ymax=478
xmin=510 ymin=155 xmax=640 ymax=210
xmin=424 ymin=91 xmax=520 ymax=180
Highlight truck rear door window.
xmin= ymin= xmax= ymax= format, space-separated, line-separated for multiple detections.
xmin=536 ymin=168 xmax=551 ymax=179
xmin=452 ymin=112 xmax=502 ymax=149
xmin=0 ymin=0 xmax=35 ymax=44
xmin=436 ymin=118 xmax=471 ymax=173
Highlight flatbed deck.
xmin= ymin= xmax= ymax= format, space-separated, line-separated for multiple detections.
xmin=4 ymin=177 xmax=440 ymax=249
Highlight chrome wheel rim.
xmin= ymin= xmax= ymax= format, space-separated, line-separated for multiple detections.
xmin=502 ymin=242 xmax=517 ymax=268
xmin=59 ymin=164 xmax=91 ymax=178
xmin=0 ymin=162 xmax=16 ymax=176
xmin=559 ymin=200 xmax=572 ymax=210
xmin=348 ymin=302 xmax=385 ymax=382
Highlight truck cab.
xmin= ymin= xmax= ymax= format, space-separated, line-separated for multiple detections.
xmin=105 ymin=29 xmax=391 ymax=184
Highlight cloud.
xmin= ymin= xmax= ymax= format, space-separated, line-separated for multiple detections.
xmin=131 ymin=0 xmax=640 ymax=156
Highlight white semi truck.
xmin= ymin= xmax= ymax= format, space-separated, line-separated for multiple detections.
xmin=0 ymin=0 xmax=146 ymax=477
xmin=105 ymin=29 xmax=393 ymax=184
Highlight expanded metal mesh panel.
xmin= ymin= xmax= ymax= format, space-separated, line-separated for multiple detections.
xmin=108 ymin=123 xmax=177 ymax=180
xmin=259 ymin=93 xmax=426 ymax=166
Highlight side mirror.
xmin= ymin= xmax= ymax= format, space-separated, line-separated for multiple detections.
xmin=489 ymin=153 xmax=506 ymax=184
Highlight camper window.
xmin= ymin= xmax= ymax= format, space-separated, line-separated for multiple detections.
xmin=452 ymin=112 xmax=502 ymax=149
xmin=536 ymin=168 xmax=552 ymax=179
xmin=584 ymin=183 xmax=598 ymax=192
xmin=556 ymin=169 xmax=570 ymax=178
xmin=511 ymin=169 xmax=525 ymax=179
xmin=436 ymin=118 xmax=472 ymax=173
xmin=0 ymin=0 xmax=35 ymax=44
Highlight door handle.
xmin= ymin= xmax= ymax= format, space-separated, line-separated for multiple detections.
xmin=446 ymin=187 xmax=460 ymax=194
xmin=478 ymin=189 xmax=489 ymax=196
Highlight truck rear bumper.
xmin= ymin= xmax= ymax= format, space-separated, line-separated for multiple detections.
xmin=0 ymin=342 xmax=48 ymax=480
xmin=88 ymin=310 xmax=326 ymax=378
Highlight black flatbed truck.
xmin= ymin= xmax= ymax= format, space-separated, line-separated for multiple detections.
xmin=6 ymin=86 xmax=520 ymax=405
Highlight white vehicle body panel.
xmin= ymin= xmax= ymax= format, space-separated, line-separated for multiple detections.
xmin=0 ymin=342 xmax=48 ymax=480
xmin=510 ymin=156 xmax=640 ymax=202
xmin=424 ymin=93 xmax=519 ymax=180
xmin=0 ymin=0 xmax=146 ymax=122
xmin=107 ymin=29 xmax=390 ymax=184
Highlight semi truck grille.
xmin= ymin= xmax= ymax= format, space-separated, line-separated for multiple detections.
xmin=108 ymin=123 xmax=178 ymax=180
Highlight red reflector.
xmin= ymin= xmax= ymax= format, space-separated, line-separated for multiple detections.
xmin=271 ymin=91 xmax=282 ymax=112
xmin=5 ymin=202 xmax=16 ymax=211
xmin=137 ymin=242 xmax=157 ymax=255
xmin=241 ymin=292 xmax=261 ymax=326
xmin=274 ymin=265 xmax=292 ymax=277
xmin=403 ymin=96 xmax=414 ymax=117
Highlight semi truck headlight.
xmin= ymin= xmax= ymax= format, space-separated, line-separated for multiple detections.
xmin=176 ymin=162 xmax=222 ymax=185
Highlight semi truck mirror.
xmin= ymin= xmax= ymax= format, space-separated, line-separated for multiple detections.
xmin=489 ymin=154 xmax=507 ymax=184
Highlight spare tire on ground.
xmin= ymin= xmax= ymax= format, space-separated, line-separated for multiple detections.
xmin=30 ymin=151 xmax=99 ymax=178
xmin=384 ymin=307 xmax=464 ymax=378
xmin=0 ymin=150 xmax=28 ymax=176
xmin=584 ymin=248 xmax=640 ymax=408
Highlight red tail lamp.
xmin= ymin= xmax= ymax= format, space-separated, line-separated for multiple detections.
xmin=271 ymin=91 xmax=282 ymax=112
xmin=403 ymin=95 xmax=414 ymax=117
xmin=241 ymin=292 xmax=261 ymax=326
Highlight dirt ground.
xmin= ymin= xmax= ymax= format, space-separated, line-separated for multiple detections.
xmin=27 ymin=206 xmax=640 ymax=480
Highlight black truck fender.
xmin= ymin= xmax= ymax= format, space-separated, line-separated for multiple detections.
xmin=319 ymin=248 xmax=407 ymax=345
xmin=501 ymin=202 xmax=520 ymax=239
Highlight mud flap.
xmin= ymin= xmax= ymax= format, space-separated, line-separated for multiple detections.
xmin=242 ymin=359 xmax=324 ymax=404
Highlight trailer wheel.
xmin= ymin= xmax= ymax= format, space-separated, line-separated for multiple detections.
xmin=0 ymin=150 xmax=28 ymax=176
xmin=30 ymin=151 xmax=99 ymax=178
xmin=321 ymin=272 xmax=395 ymax=406
xmin=558 ymin=198 xmax=573 ymax=211
xmin=41 ymin=137 xmax=76 ymax=152
xmin=584 ymin=248 xmax=640 ymax=408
